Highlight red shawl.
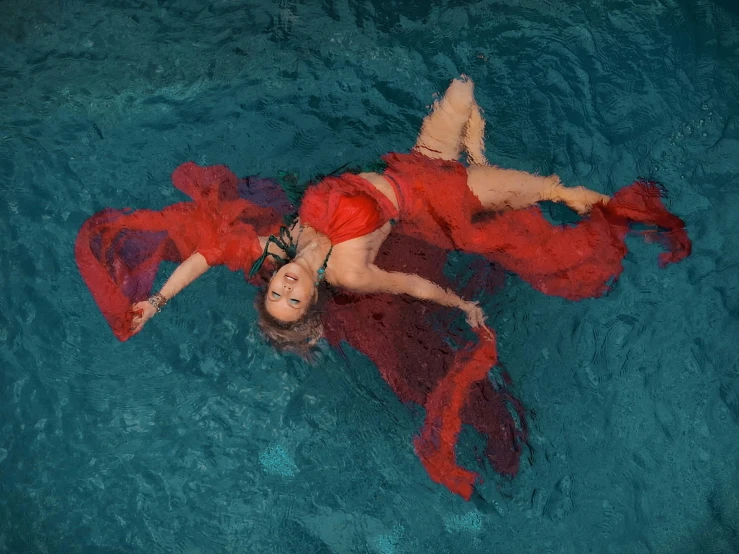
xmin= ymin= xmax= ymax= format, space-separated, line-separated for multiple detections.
xmin=76 ymin=160 xmax=690 ymax=499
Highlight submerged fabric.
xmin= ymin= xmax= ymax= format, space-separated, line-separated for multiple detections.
xmin=322 ymin=234 xmax=524 ymax=499
xmin=74 ymin=161 xmax=526 ymax=498
xmin=298 ymin=173 xmax=397 ymax=244
xmin=75 ymin=157 xmax=691 ymax=499
xmin=383 ymin=152 xmax=692 ymax=300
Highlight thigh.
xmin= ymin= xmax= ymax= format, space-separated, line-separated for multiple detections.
xmin=414 ymin=78 xmax=475 ymax=161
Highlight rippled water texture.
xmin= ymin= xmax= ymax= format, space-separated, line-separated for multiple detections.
xmin=1 ymin=0 xmax=738 ymax=552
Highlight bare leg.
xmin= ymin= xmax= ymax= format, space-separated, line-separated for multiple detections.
xmin=551 ymin=183 xmax=610 ymax=215
xmin=414 ymin=77 xmax=476 ymax=161
xmin=463 ymin=104 xmax=490 ymax=166
xmin=467 ymin=167 xmax=609 ymax=214
xmin=414 ymin=77 xmax=608 ymax=214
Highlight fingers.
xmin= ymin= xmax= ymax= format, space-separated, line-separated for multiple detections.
xmin=466 ymin=308 xmax=486 ymax=328
xmin=473 ymin=305 xmax=484 ymax=324
xmin=130 ymin=316 xmax=142 ymax=333
xmin=130 ymin=312 xmax=150 ymax=334
xmin=130 ymin=303 xmax=148 ymax=333
xmin=460 ymin=300 xmax=490 ymax=330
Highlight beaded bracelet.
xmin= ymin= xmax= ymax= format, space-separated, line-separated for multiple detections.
xmin=147 ymin=292 xmax=168 ymax=313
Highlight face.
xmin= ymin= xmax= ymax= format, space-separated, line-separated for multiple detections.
xmin=264 ymin=262 xmax=316 ymax=322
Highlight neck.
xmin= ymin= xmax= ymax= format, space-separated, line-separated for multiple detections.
xmin=294 ymin=236 xmax=332 ymax=276
xmin=292 ymin=223 xmax=331 ymax=276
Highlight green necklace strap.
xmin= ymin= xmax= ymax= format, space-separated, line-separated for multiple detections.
xmin=314 ymin=246 xmax=333 ymax=286
xmin=248 ymin=218 xmax=300 ymax=278
xmin=248 ymin=218 xmax=332 ymax=287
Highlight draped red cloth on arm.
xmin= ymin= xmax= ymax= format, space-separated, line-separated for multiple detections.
xmin=413 ymin=329 xmax=502 ymax=500
xmin=74 ymin=163 xmax=286 ymax=341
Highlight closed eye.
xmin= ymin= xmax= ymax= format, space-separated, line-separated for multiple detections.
xmin=270 ymin=291 xmax=300 ymax=307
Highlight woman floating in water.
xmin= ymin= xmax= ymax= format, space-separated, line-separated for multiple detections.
xmin=76 ymin=76 xmax=690 ymax=499
xmin=129 ymin=78 xmax=611 ymax=343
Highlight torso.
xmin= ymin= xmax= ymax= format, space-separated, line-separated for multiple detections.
xmin=358 ymin=172 xmax=399 ymax=212
xmin=287 ymin=171 xmax=399 ymax=288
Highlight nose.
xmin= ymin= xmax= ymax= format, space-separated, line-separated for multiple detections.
xmin=282 ymin=283 xmax=292 ymax=291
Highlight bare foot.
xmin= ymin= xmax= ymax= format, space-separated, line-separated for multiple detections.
xmin=559 ymin=186 xmax=610 ymax=215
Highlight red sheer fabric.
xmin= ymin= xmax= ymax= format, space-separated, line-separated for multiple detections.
xmin=74 ymin=163 xmax=285 ymax=341
xmin=383 ymin=152 xmax=691 ymax=299
xmin=322 ymin=234 xmax=524 ymax=499
xmin=76 ymin=156 xmax=691 ymax=500
xmin=414 ymin=330 xmax=502 ymax=500
xmin=298 ymin=174 xmax=397 ymax=244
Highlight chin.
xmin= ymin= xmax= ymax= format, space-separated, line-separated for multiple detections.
xmin=280 ymin=261 xmax=302 ymax=272
xmin=279 ymin=262 xmax=311 ymax=281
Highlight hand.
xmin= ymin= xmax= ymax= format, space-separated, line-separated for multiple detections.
xmin=130 ymin=300 xmax=157 ymax=335
xmin=460 ymin=300 xmax=486 ymax=328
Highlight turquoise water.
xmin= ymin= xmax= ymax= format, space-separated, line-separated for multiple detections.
xmin=1 ymin=0 xmax=738 ymax=552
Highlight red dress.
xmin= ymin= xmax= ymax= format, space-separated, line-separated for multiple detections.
xmin=76 ymin=156 xmax=691 ymax=500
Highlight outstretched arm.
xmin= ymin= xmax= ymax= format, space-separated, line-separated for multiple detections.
xmin=130 ymin=252 xmax=211 ymax=335
xmin=338 ymin=264 xmax=487 ymax=328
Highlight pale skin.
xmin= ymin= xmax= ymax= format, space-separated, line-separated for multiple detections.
xmin=131 ymin=76 xmax=609 ymax=335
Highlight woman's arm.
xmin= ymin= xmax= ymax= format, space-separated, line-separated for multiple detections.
xmin=158 ymin=252 xmax=211 ymax=300
xmin=339 ymin=264 xmax=487 ymax=328
xmin=130 ymin=252 xmax=211 ymax=335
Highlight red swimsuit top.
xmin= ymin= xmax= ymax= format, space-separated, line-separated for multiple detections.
xmin=298 ymin=173 xmax=398 ymax=244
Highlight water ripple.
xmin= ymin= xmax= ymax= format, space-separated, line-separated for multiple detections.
xmin=0 ymin=0 xmax=736 ymax=552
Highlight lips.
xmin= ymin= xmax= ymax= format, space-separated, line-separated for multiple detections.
xmin=285 ymin=273 xmax=298 ymax=282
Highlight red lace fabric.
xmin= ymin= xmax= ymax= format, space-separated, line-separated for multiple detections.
xmin=74 ymin=163 xmax=285 ymax=341
xmin=298 ymin=174 xmax=397 ymax=244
